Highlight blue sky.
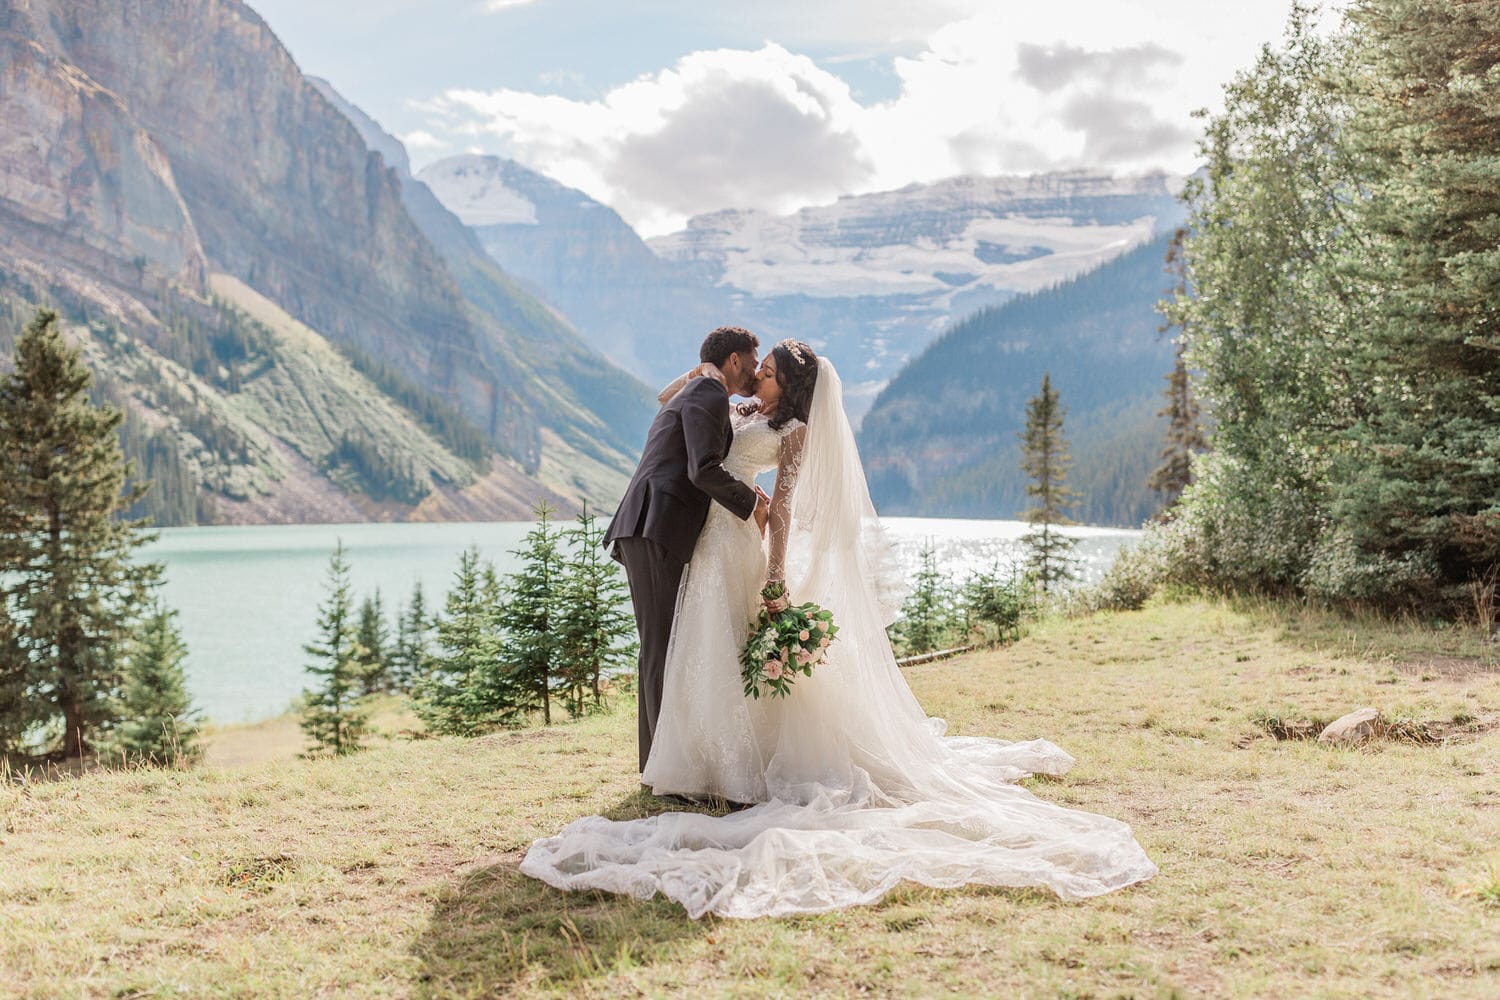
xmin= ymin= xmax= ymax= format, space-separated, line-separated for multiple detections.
xmin=249 ymin=0 xmax=1310 ymax=235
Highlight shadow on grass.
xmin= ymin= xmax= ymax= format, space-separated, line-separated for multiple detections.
xmin=1225 ymin=594 xmax=1498 ymax=672
xmin=411 ymin=788 xmax=720 ymax=997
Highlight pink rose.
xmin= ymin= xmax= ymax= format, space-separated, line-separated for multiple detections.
xmin=816 ymin=620 xmax=829 ymax=633
xmin=795 ymin=649 xmax=813 ymax=666
xmin=764 ymin=660 xmax=784 ymax=680
xmin=798 ymin=629 xmax=810 ymax=641
xmin=818 ymin=636 xmax=830 ymax=649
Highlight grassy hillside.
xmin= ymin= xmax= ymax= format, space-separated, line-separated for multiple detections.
xmin=4 ymin=601 xmax=1498 ymax=998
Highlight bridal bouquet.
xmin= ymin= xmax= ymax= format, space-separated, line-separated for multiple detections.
xmin=740 ymin=581 xmax=839 ymax=699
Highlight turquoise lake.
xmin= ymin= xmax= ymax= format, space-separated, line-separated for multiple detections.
xmin=145 ymin=518 xmax=1142 ymax=723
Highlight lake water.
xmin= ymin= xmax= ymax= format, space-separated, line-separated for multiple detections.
xmin=146 ymin=518 xmax=1141 ymax=723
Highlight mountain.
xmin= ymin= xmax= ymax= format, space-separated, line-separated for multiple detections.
xmin=307 ymin=82 xmax=654 ymax=480
xmin=417 ymin=155 xmax=737 ymax=384
xmin=0 ymin=0 xmax=653 ymax=524
xmin=857 ymin=235 xmax=1180 ymax=527
xmin=421 ymin=161 xmax=1186 ymax=420
xmin=649 ymin=173 xmax=1188 ymax=418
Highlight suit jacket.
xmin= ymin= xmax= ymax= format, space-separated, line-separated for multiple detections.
xmin=604 ymin=376 xmax=758 ymax=565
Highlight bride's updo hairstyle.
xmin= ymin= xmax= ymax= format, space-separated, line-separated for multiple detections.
xmin=767 ymin=339 xmax=819 ymax=432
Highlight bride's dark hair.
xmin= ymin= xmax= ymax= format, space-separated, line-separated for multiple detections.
xmin=763 ymin=340 xmax=819 ymax=431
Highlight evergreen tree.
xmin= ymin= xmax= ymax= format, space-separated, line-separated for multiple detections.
xmin=414 ymin=548 xmax=501 ymax=736
xmin=0 ymin=601 xmax=37 ymax=760
xmin=1334 ymin=0 xmax=1500 ymax=604
xmin=0 ymin=310 xmax=160 ymax=759
xmin=300 ymin=542 xmax=368 ymax=756
xmin=113 ymin=603 xmax=201 ymax=766
xmin=1148 ymin=342 xmax=1210 ymax=510
xmin=961 ymin=563 xmax=1033 ymax=646
xmin=493 ymin=501 xmax=563 ymax=725
xmin=389 ymin=581 xmax=431 ymax=694
xmin=555 ymin=504 xmax=637 ymax=718
xmin=1018 ymin=373 xmax=1081 ymax=591
xmin=354 ymin=590 xmax=391 ymax=696
xmin=891 ymin=541 xmax=957 ymax=655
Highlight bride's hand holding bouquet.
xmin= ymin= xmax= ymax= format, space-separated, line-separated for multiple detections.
xmin=740 ymin=580 xmax=838 ymax=699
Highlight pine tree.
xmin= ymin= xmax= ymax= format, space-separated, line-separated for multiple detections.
xmin=113 ymin=603 xmax=201 ymax=766
xmin=961 ymin=563 xmax=1032 ymax=646
xmin=892 ymin=541 xmax=957 ymax=655
xmin=354 ymin=590 xmax=391 ymax=696
xmin=1148 ymin=342 xmax=1210 ymax=510
xmin=0 ymin=601 xmax=37 ymax=760
xmin=1018 ymin=373 xmax=1081 ymax=591
xmin=414 ymin=548 xmax=501 ymax=736
xmin=555 ymin=504 xmax=637 ymax=718
xmin=493 ymin=501 xmax=563 ymax=725
xmin=300 ymin=542 xmax=368 ymax=756
xmin=0 ymin=310 xmax=160 ymax=759
xmin=389 ymin=581 xmax=431 ymax=694
xmin=1334 ymin=0 xmax=1500 ymax=604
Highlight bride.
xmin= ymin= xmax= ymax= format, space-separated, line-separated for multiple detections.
xmin=521 ymin=341 xmax=1158 ymax=919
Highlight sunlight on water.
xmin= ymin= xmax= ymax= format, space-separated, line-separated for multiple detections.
xmin=147 ymin=519 xmax=1140 ymax=723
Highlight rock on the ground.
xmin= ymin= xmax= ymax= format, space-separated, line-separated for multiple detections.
xmin=1318 ymin=707 xmax=1384 ymax=746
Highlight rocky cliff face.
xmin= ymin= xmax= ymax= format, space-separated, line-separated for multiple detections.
xmin=0 ymin=27 xmax=205 ymax=295
xmin=13 ymin=0 xmax=512 ymax=438
xmin=310 ymin=85 xmax=654 ymax=467
xmin=0 ymin=0 xmax=651 ymax=523
xmin=418 ymin=155 xmax=737 ymax=384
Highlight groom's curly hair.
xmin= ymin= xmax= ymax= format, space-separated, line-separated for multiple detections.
xmin=699 ymin=326 xmax=759 ymax=367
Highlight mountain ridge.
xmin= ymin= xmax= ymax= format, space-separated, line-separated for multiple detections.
xmin=422 ymin=156 xmax=1186 ymax=418
xmin=0 ymin=0 xmax=653 ymax=523
xmin=858 ymin=234 xmax=1180 ymax=526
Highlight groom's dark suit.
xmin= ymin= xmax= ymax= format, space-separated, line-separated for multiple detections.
xmin=604 ymin=376 xmax=758 ymax=772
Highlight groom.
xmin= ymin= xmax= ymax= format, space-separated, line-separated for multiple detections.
xmin=605 ymin=326 xmax=770 ymax=773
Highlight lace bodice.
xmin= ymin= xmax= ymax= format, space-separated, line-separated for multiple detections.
xmin=726 ymin=411 xmax=805 ymax=582
xmin=724 ymin=411 xmax=799 ymax=483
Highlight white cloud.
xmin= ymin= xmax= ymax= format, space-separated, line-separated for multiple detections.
xmin=480 ymin=0 xmax=538 ymax=11
xmin=412 ymin=1 xmax=1300 ymax=234
xmin=399 ymin=128 xmax=448 ymax=152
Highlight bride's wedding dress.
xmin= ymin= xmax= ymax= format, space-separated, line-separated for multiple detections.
xmin=521 ymin=359 xmax=1157 ymax=918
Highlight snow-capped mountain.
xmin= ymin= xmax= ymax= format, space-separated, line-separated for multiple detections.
xmin=649 ymin=172 xmax=1186 ymax=417
xmin=650 ymin=172 xmax=1184 ymax=303
xmin=422 ymin=158 xmax=1187 ymax=420
xmin=418 ymin=155 xmax=738 ymax=382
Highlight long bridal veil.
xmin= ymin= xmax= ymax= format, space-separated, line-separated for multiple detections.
xmin=520 ymin=358 xmax=1157 ymax=919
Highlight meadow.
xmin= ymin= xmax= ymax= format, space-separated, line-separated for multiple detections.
xmin=3 ymin=598 xmax=1498 ymax=999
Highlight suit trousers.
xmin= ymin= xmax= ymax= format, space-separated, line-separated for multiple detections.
xmin=613 ymin=536 xmax=687 ymax=773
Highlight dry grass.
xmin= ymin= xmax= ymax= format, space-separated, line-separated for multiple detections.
xmin=3 ymin=598 xmax=1499 ymax=998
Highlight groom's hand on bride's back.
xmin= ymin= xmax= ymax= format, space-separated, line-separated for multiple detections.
xmin=753 ymin=486 xmax=771 ymax=537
